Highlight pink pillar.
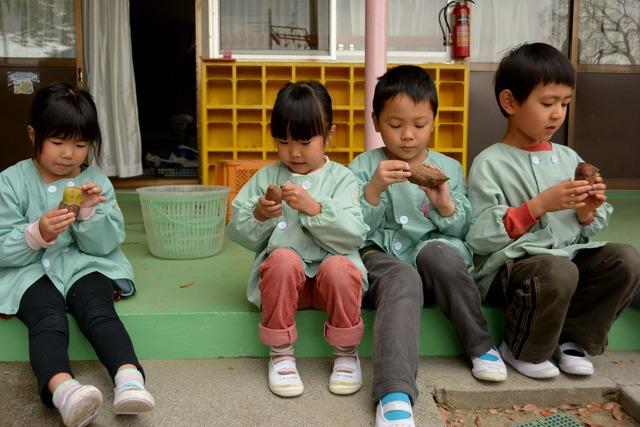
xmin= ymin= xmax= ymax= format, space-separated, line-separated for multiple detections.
xmin=364 ymin=0 xmax=387 ymax=150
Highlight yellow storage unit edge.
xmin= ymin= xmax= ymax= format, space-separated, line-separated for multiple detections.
xmin=200 ymin=60 xmax=469 ymax=187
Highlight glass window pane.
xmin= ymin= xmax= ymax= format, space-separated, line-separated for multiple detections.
xmin=336 ymin=0 xmax=446 ymax=53
xmin=579 ymin=0 xmax=640 ymax=65
xmin=220 ymin=0 xmax=330 ymax=55
xmin=0 ymin=0 xmax=76 ymax=58
xmin=470 ymin=0 xmax=569 ymax=62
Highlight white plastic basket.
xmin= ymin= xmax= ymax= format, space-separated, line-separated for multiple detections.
xmin=136 ymin=185 xmax=229 ymax=259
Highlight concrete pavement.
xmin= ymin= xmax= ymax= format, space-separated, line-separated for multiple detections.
xmin=1 ymin=350 xmax=639 ymax=426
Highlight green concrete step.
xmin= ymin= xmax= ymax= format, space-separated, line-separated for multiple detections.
xmin=1 ymin=192 xmax=639 ymax=361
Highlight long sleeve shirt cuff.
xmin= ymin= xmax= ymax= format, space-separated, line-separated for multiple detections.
xmin=77 ymin=206 xmax=96 ymax=221
xmin=578 ymin=211 xmax=596 ymax=226
xmin=504 ymin=203 xmax=539 ymax=239
xmin=25 ymin=221 xmax=57 ymax=250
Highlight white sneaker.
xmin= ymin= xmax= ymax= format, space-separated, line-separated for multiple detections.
xmin=375 ymin=399 xmax=415 ymax=427
xmin=59 ymin=384 xmax=102 ymax=427
xmin=113 ymin=386 xmax=155 ymax=414
xmin=268 ymin=358 xmax=304 ymax=397
xmin=329 ymin=356 xmax=362 ymax=395
xmin=554 ymin=342 xmax=594 ymax=376
xmin=471 ymin=347 xmax=508 ymax=382
xmin=499 ymin=341 xmax=559 ymax=379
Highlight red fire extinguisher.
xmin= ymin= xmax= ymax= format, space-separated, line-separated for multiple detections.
xmin=452 ymin=1 xmax=470 ymax=58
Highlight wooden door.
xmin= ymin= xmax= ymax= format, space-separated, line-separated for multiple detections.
xmin=0 ymin=0 xmax=83 ymax=172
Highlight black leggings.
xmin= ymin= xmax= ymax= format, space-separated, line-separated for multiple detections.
xmin=16 ymin=272 xmax=143 ymax=407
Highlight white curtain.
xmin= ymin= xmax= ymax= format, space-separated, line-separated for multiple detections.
xmin=0 ymin=0 xmax=75 ymax=58
xmin=471 ymin=0 xmax=569 ymax=62
xmin=83 ymin=0 xmax=142 ymax=177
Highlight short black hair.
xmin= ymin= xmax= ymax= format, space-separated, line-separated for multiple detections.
xmin=372 ymin=65 xmax=438 ymax=119
xmin=29 ymin=82 xmax=102 ymax=163
xmin=270 ymin=81 xmax=333 ymax=142
xmin=494 ymin=42 xmax=575 ymax=117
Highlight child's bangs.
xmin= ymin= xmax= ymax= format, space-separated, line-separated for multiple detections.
xmin=41 ymin=98 xmax=100 ymax=143
xmin=271 ymin=94 xmax=325 ymax=142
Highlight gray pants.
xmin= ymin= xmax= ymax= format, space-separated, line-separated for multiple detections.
xmin=362 ymin=242 xmax=494 ymax=404
xmin=486 ymin=243 xmax=640 ymax=362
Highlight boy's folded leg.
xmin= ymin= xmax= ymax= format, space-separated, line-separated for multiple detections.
xmin=553 ymin=342 xmax=594 ymax=376
xmin=268 ymin=357 xmax=304 ymax=397
xmin=499 ymin=342 xmax=559 ymax=379
xmin=53 ymin=379 xmax=103 ymax=427
xmin=329 ymin=355 xmax=362 ymax=395
xmin=471 ymin=347 xmax=508 ymax=382
xmin=376 ymin=392 xmax=415 ymax=427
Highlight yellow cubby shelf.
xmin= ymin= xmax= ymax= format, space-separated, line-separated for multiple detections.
xmin=200 ymin=60 xmax=468 ymax=185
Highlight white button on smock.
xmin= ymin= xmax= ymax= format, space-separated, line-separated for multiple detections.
xmin=302 ymin=181 xmax=311 ymax=190
xmin=48 ymin=185 xmax=57 ymax=193
xmin=67 ymin=181 xmax=76 ymax=187
xmin=551 ymin=155 xmax=559 ymax=164
xmin=531 ymin=156 xmax=540 ymax=165
xmin=277 ymin=221 xmax=287 ymax=230
xmin=399 ymin=215 xmax=409 ymax=225
xmin=393 ymin=242 xmax=402 ymax=251
xmin=42 ymin=259 xmax=50 ymax=268
xmin=62 ymin=247 xmax=70 ymax=253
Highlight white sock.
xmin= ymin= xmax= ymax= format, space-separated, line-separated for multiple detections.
xmin=52 ymin=378 xmax=81 ymax=410
xmin=270 ymin=344 xmax=295 ymax=363
xmin=114 ymin=368 xmax=145 ymax=390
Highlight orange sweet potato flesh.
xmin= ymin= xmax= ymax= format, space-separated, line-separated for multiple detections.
xmin=575 ymin=162 xmax=600 ymax=185
xmin=265 ymin=184 xmax=282 ymax=204
xmin=407 ymin=163 xmax=449 ymax=187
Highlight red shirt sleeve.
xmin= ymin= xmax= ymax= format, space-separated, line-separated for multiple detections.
xmin=504 ymin=203 xmax=539 ymax=239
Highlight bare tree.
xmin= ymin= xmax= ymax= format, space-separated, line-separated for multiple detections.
xmin=580 ymin=0 xmax=640 ymax=64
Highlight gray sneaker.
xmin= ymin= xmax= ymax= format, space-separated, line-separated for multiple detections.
xmin=59 ymin=385 xmax=102 ymax=427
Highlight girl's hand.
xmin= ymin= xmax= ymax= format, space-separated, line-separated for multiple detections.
xmin=80 ymin=182 xmax=106 ymax=208
xmin=527 ymin=179 xmax=592 ymax=218
xmin=575 ymin=176 xmax=607 ymax=222
xmin=419 ymin=165 xmax=455 ymax=217
xmin=281 ymin=183 xmax=321 ymax=216
xmin=254 ymin=196 xmax=282 ymax=221
xmin=39 ymin=207 xmax=76 ymax=242
xmin=364 ymin=160 xmax=411 ymax=205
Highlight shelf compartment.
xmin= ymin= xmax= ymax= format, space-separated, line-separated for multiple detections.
xmin=353 ymin=81 xmax=365 ymax=108
xmin=438 ymin=82 xmax=464 ymax=108
xmin=208 ymin=109 xmax=232 ymax=123
xmin=266 ymin=80 xmax=290 ymax=105
xmin=206 ymin=66 xmax=232 ymax=79
xmin=439 ymin=68 xmax=465 ymax=82
xmin=325 ymin=80 xmax=350 ymax=107
xmin=265 ymin=66 xmax=292 ymax=80
xmin=438 ymin=111 xmax=464 ymax=124
xmin=437 ymin=124 xmax=463 ymax=149
xmin=328 ymin=151 xmax=350 ymax=164
xmin=324 ymin=66 xmax=350 ymax=80
xmin=333 ymin=109 xmax=349 ymax=123
xmin=353 ymin=66 xmax=365 ymax=81
xmin=331 ymin=123 xmax=349 ymax=148
xmin=353 ymin=124 xmax=364 ymax=151
xmin=237 ymin=123 xmax=263 ymax=149
xmin=206 ymin=80 xmax=232 ymax=106
xmin=439 ymin=150 xmax=462 ymax=164
xmin=236 ymin=66 xmax=262 ymax=79
xmin=206 ymin=123 xmax=233 ymax=150
xmin=237 ymin=108 xmax=262 ymax=122
xmin=237 ymin=80 xmax=262 ymax=106
xmin=295 ymin=66 xmax=321 ymax=81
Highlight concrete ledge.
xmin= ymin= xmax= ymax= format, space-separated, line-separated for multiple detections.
xmin=619 ymin=386 xmax=640 ymax=423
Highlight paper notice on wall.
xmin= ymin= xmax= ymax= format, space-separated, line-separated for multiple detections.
xmin=7 ymin=71 xmax=40 ymax=95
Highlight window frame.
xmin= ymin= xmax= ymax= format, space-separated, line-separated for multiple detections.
xmin=207 ymin=0 xmax=452 ymax=62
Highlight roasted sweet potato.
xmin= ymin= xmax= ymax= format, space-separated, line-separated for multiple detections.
xmin=575 ymin=162 xmax=600 ymax=185
xmin=265 ymin=184 xmax=283 ymax=204
xmin=407 ymin=163 xmax=449 ymax=187
xmin=59 ymin=187 xmax=83 ymax=216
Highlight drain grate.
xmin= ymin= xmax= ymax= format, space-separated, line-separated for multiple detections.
xmin=514 ymin=412 xmax=583 ymax=427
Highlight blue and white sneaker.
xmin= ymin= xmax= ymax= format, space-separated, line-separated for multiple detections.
xmin=471 ymin=347 xmax=508 ymax=382
xmin=375 ymin=392 xmax=415 ymax=427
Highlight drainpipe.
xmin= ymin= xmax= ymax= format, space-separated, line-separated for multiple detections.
xmin=364 ymin=0 xmax=387 ymax=150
